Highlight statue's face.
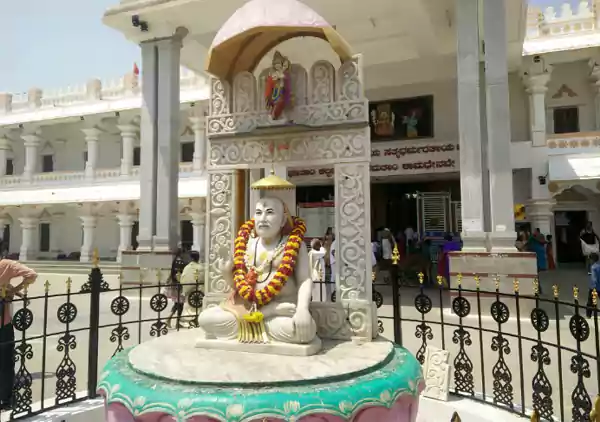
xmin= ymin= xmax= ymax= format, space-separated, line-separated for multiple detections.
xmin=254 ymin=197 xmax=286 ymax=240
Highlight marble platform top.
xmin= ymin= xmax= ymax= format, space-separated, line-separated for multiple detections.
xmin=129 ymin=330 xmax=394 ymax=385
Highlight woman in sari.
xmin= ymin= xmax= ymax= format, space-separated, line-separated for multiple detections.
xmin=529 ymin=229 xmax=547 ymax=272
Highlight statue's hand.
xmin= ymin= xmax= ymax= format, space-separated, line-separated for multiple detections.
xmin=292 ymin=308 xmax=315 ymax=343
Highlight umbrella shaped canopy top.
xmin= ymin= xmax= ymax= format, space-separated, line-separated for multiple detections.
xmin=206 ymin=0 xmax=353 ymax=80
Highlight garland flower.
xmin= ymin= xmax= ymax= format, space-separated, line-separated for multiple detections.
xmin=233 ymin=217 xmax=306 ymax=307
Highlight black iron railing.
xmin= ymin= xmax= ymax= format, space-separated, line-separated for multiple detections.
xmin=0 ymin=263 xmax=598 ymax=422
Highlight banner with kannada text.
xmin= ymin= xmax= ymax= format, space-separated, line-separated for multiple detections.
xmin=288 ymin=141 xmax=460 ymax=181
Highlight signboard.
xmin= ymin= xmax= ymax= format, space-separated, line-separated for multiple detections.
xmin=288 ymin=140 xmax=460 ymax=181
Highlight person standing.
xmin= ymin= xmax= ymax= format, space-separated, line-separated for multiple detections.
xmin=308 ymin=239 xmax=327 ymax=301
xmin=178 ymin=251 xmax=204 ymax=328
xmin=0 ymin=259 xmax=37 ymax=410
xmin=586 ymin=253 xmax=600 ymax=318
xmin=581 ymin=222 xmax=600 ymax=275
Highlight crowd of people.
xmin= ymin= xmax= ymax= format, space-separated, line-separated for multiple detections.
xmin=515 ymin=228 xmax=555 ymax=272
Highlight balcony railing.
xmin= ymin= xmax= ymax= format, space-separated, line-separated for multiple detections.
xmin=546 ymin=131 xmax=600 ymax=150
xmin=0 ymin=163 xmax=195 ymax=189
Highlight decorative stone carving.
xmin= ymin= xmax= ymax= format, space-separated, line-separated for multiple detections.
xmin=233 ymin=71 xmax=257 ymax=113
xmin=338 ymin=55 xmax=363 ymax=101
xmin=209 ymin=128 xmax=369 ymax=168
xmin=209 ymin=77 xmax=231 ymax=116
xmin=290 ymin=64 xmax=308 ymax=106
xmin=205 ymin=171 xmax=235 ymax=306
xmin=334 ymin=162 xmax=371 ymax=302
xmin=206 ymin=101 xmax=368 ymax=135
xmin=422 ymin=346 xmax=451 ymax=402
xmin=309 ymin=60 xmax=336 ymax=104
xmin=257 ymin=68 xmax=271 ymax=112
xmin=309 ymin=302 xmax=373 ymax=341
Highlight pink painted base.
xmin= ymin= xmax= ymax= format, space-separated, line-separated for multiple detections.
xmin=105 ymin=395 xmax=420 ymax=422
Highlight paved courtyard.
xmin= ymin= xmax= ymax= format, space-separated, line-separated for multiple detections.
xmin=0 ymin=265 xmax=596 ymax=421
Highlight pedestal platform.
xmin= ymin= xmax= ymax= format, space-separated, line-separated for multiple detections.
xmin=98 ymin=331 xmax=424 ymax=422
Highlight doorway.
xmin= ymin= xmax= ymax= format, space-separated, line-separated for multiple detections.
xmin=554 ymin=211 xmax=587 ymax=263
xmin=180 ymin=220 xmax=193 ymax=251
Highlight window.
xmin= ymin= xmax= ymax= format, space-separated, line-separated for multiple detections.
xmin=133 ymin=147 xmax=141 ymax=166
xmin=181 ymin=142 xmax=194 ymax=163
xmin=39 ymin=223 xmax=50 ymax=252
xmin=553 ymin=107 xmax=579 ymax=134
xmin=5 ymin=159 xmax=13 ymax=176
xmin=42 ymin=154 xmax=54 ymax=173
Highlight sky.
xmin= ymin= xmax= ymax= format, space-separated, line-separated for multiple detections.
xmin=0 ymin=0 xmax=583 ymax=94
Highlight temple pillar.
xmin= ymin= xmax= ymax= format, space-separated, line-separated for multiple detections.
xmin=117 ymin=214 xmax=135 ymax=263
xmin=189 ymin=113 xmax=206 ymax=173
xmin=82 ymin=127 xmax=102 ymax=179
xmin=0 ymin=137 xmax=11 ymax=176
xmin=138 ymin=40 xmax=159 ymax=251
xmin=482 ymin=0 xmax=517 ymax=252
xmin=456 ymin=0 xmax=486 ymax=251
xmin=189 ymin=211 xmax=206 ymax=257
xmin=19 ymin=217 xmax=38 ymax=261
xmin=117 ymin=124 xmax=138 ymax=176
xmin=523 ymin=57 xmax=554 ymax=238
xmin=80 ymin=215 xmax=98 ymax=262
xmin=589 ymin=58 xmax=600 ymax=129
xmin=22 ymin=133 xmax=41 ymax=181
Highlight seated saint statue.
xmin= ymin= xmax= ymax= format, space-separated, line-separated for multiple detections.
xmin=197 ymin=194 xmax=318 ymax=346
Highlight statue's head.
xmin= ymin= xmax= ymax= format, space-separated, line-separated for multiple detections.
xmin=254 ymin=197 xmax=287 ymax=240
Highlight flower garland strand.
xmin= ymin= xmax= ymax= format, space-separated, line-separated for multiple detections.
xmin=233 ymin=217 xmax=306 ymax=307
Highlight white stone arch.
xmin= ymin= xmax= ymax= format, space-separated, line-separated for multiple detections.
xmin=232 ymin=71 xmax=257 ymax=113
xmin=309 ymin=60 xmax=336 ymax=104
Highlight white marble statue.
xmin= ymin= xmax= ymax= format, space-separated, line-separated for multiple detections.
xmin=197 ymin=196 xmax=318 ymax=345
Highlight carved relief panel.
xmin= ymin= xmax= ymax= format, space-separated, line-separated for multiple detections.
xmin=204 ymin=171 xmax=236 ymax=306
xmin=206 ymin=56 xmax=368 ymax=137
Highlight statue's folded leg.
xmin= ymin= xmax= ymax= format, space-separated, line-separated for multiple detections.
xmin=265 ymin=316 xmax=317 ymax=344
xmin=197 ymin=306 xmax=238 ymax=340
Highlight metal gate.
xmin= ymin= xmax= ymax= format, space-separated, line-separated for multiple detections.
xmin=416 ymin=191 xmax=451 ymax=234
xmin=451 ymin=201 xmax=462 ymax=233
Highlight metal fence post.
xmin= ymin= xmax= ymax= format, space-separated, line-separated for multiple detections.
xmin=80 ymin=251 xmax=109 ymax=399
xmin=391 ymin=244 xmax=402 ymax=345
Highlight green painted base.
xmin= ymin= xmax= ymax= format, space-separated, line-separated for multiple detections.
xmin=98 ymin=342 xmax=423 ymax=421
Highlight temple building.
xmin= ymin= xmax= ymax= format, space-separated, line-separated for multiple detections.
xmin=0 ymin=0 xmax=599 ymax=267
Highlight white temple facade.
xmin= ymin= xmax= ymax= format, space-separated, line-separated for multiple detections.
xmin=0 ymin=0 xmax=600 ymax=265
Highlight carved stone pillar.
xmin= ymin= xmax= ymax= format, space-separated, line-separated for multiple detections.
xmin=204 ymin=171 xmax=237 ymax=307
xmin=82 ymin=127 xmax=102 ymax=179
xmin=189 ymin=211 xmax=206 ymax=257
xmin=0 ymin=137 xmax=12 ymax=176
xmin=117 ymin=214 xmax=136 ymax=263
xmin=333 ymin=162 xmax=373 ymax=340
xmin=19 ymin=217 xmax=38 ymax=261
xmin=22 ymin=134 xmax=42 ymax=181
xmin=189 ymin=114 xmax=206 ymax=172
xmin=523 ymin=59 xmax=553 ymax=213
xmin=80 ymin=215 xmax=98 ymax=262
xmin=117 ymin=124 xmax=138 ymax=176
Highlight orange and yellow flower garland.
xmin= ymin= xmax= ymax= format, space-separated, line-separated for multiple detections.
xmin=233 ymin=217 xmax=306 ymax=307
